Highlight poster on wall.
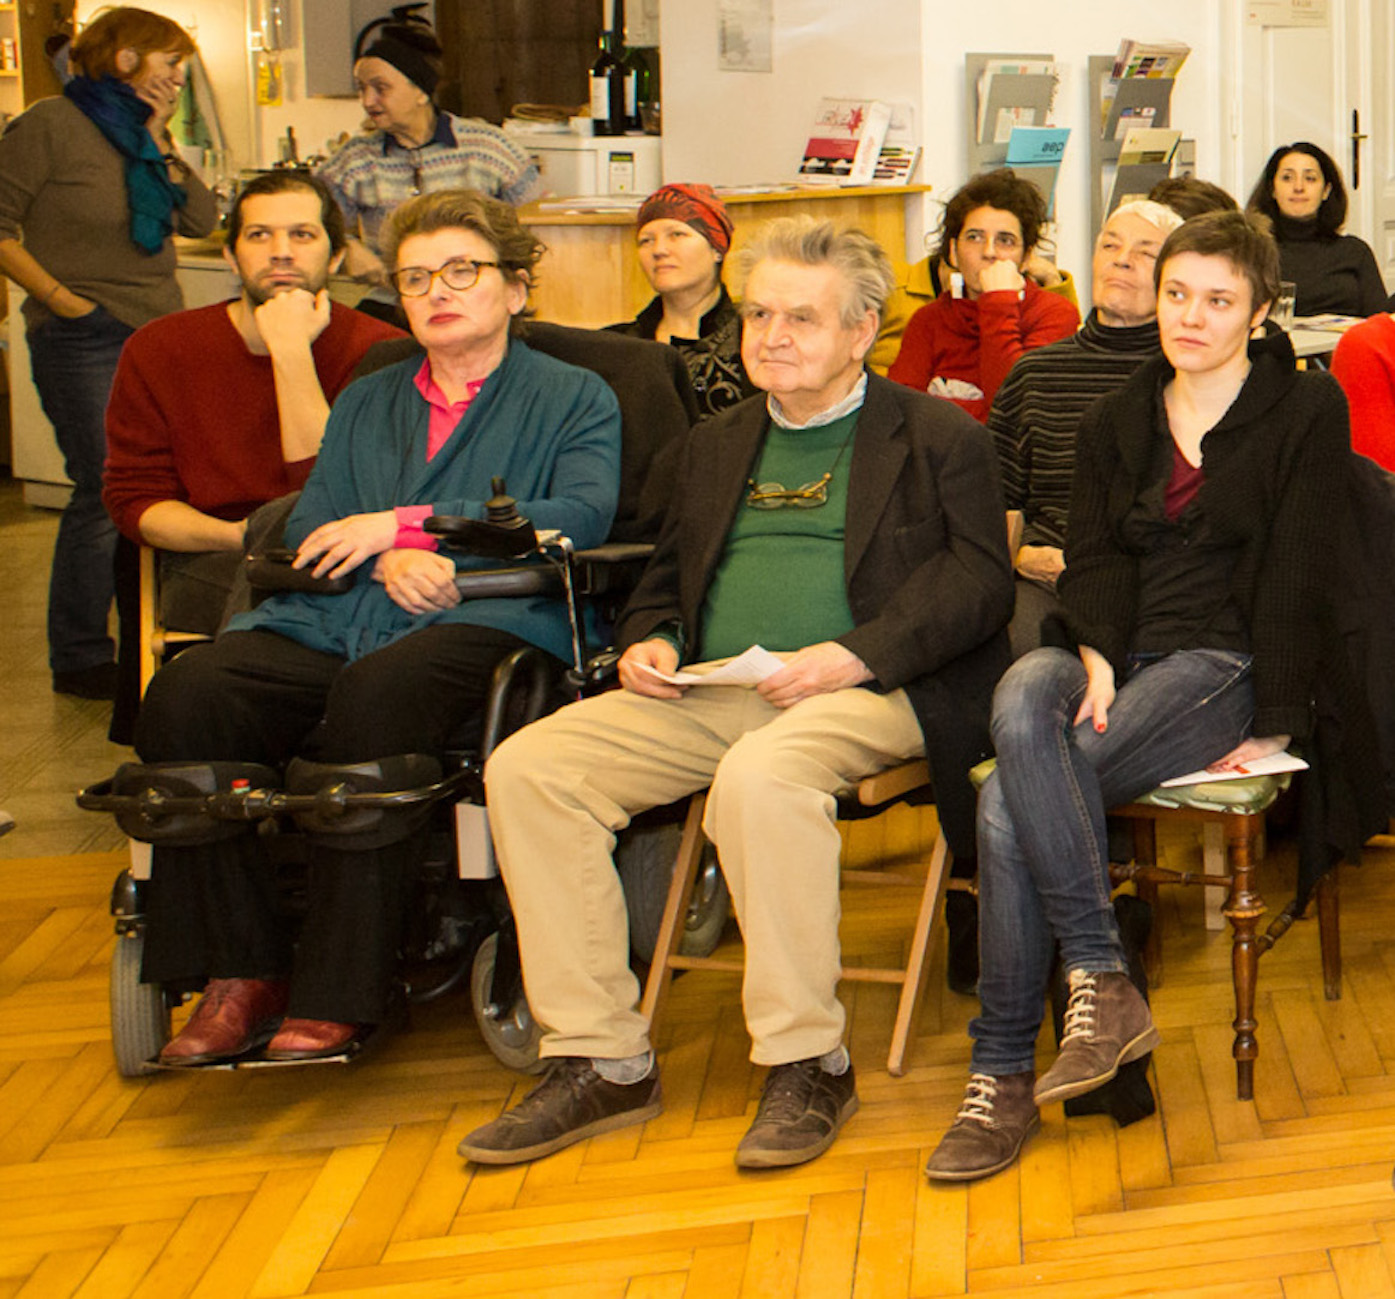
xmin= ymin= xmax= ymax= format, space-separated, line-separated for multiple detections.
xmin=719 ymin=0 xmax=772 ymax=73
xmin=627 ymin=0 xmax=659 ymax=47
xmin=1246 ymin=0 xmax=1328 ymax=26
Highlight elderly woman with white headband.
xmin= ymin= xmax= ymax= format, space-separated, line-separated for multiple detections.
xmin=987 ymin=198 xmax=1187 ymax=659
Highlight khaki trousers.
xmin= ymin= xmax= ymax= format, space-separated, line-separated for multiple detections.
xmin=484 ymin=673 xmax=925 ymax=1065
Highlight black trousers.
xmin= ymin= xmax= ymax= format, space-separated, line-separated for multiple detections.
xmin=134 ymin=623 xmax=533 ymax=1023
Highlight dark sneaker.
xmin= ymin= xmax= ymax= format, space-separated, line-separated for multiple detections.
xmin=925 ymin=1071 xmax=1038 ymax=1181
xmin=1034 ymin=970 xmax=1160 ymax=1107
xmin=458 ymin=1057 xmax=662 ymax=1165
xmin=734 ymin=1058 xmax=859 ymax=1169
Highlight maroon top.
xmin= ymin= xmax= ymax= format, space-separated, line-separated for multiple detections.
xmin=104 ymin=299 xmax=404 ymax=542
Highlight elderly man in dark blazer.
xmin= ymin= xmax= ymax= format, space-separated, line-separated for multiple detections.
xmin=461 ymin=216 xmax=1014 ymax=1171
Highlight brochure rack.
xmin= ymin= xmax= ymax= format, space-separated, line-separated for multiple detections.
xmin=1088 ymin=53 xmax=1179 ymax=236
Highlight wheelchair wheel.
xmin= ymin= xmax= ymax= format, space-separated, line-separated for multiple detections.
xmin=471 ymin=930 xmax=544 ymax=1074
xmin=617 ymin=820 xmax=730 ymax=964
xmin=110 ymin=931 xmax=171 ymax=1077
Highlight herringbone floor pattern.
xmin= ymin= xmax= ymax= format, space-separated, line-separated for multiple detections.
xmin=4 ymin=478 xmax=1395 ymax=1296
xmin=4 ymin=813 xmax=1395 ymax=1299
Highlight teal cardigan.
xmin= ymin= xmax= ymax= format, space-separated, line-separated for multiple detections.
xmin=229 ymin=339 xmax=621 ymax=664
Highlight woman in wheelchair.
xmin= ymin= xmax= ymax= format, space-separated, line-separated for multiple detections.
xmin=927 ymin=210 xmax=1361 ymax=1181
xmin=133 ymin=190 xmax=620 ymax=1064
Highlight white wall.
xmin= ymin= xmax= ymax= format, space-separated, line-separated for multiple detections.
xmin=659 ymin=1 xmax=1234 ymax=290
xmin=915 ymin=3 xmax=1231 ymax=288
xmin=659 ymin=0 xmax=928 ymax=257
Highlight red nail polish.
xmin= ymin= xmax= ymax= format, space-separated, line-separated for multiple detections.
xmin=1095 ymin=721 xmax=1106 ymax=733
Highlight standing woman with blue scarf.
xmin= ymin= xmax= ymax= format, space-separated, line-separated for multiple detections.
xmin=0 ymin=7 xmax=216 ymax=698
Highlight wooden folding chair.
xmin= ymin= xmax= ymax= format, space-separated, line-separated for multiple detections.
xmin=638 ymin=759 xmax=952 ymax=1077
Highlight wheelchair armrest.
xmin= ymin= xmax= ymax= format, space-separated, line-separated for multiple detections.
xmin=574 ymin=542 xmax=655 ymax=566
xmin=573 ymin=541 xmax=654 ymax=598
xmin=566 ymin=646 xmax=622 ymax=693
xmin=245 ymin=549 xmax=355 ymax=595
xmin=454 ymin=565 xmax=564 ymax=600
xmin=426 ymin=513 xmax=539 ymax=559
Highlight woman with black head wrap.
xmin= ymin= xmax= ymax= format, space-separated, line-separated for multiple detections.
xmin=317 ymin=17 xmax=542 ymax=317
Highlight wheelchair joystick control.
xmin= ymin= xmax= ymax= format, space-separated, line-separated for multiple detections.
xmin=485 ymin=478 xmax=525 ymax=529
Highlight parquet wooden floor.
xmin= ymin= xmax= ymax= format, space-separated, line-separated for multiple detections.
xmin=4 ymin=809 xmax=1395 ymax=1299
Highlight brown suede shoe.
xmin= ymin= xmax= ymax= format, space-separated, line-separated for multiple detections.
xmin=158 ymin=978 xmax=288 ymax=1066
xmin=925 ymin=1072 xmax=1038 ymax=1181
xmin=264 ymin=1018 xmax=358 ymax=1061
xmin=1034 ymin=970 xmax=1160 ymax=1107
xmin=458 ymin=1058 xmax=662 ymax=1165
xmin=735 ymin=1058 xmax=859 ymax=1169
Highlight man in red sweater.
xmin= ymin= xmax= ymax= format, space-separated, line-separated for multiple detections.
xmin=888 ymin=169 xmax=1079 ymax=422
xmin=103 ymin=171 xmax=404 ymax=631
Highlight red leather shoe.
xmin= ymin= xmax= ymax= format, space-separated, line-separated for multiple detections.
xmin=158 ymin=978 xmax=288 ymax=1066
xmin=264 ymin=1017 xmax=358 ymax=1060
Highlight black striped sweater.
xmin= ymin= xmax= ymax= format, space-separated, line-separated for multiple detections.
xmin=987 ymin=311 xmax=1160 ymax=550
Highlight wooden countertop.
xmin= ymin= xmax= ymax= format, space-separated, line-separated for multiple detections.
xmin=519 ymin=184 xmax=932 ymax=226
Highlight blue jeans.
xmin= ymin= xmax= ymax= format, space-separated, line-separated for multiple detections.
xmin=971 ymin=646 xmax=1255 ymax=1075
xmin=27 ymin=305 xmax=134 ymax=673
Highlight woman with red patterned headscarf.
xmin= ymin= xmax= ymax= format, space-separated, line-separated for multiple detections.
xmin=606 ymin=182 xmax=756 ymax=419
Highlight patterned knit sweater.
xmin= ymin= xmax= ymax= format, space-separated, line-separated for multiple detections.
xmin=316 ymin=111 xmax=542 ymax=252
xmin=987 ymin=311 xmax=1160 ymax=550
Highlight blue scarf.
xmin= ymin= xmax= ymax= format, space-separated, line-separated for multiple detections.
xmin=64 ymin=75 xmax=186 ymax=255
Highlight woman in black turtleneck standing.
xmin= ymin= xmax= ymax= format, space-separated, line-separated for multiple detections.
xmin=1246 ymin=142 xmax=1388 ymax=318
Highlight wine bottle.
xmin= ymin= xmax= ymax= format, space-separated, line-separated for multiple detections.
xmin=589 ymin=0 xmax=625 ymax=137
xmin=616 ymin=0 xmax=640 ymax=132
xmin=621 ymin=46 xmax=649 ymax=133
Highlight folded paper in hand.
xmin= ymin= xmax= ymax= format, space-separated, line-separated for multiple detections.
xmin=637 ymin=645 xmax=785 ymax=686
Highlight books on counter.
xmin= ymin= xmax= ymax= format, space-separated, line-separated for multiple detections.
xmin=797 ymin=98 xmax=892 ymax=186
xmin=871 ymin=100 xmax=921 ymax=186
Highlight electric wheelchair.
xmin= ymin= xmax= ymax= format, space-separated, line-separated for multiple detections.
xmin=79 ymin=326 xmax=728 ymax=1078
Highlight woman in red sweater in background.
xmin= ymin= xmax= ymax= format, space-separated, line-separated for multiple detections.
xmin=890 ymin=169 xmax=1079 ymax=422
xmin=1330 ymin=312 xmax=1395 ymax=471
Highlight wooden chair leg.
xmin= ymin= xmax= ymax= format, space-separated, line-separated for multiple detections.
xmin=885 ymin=831 xmax=951 ymax=1077
xmin=1129 ymin=819 xmax=1164 ymax=986
xmin=1222 ymin=815 xmax=1265 ymax=1101
xmin=1317 ymin=865 xmax=1341 ymax=1001
xmin=639 ymin=794 xmax=708 ymax=1033
xmin=138 ymin=545 xmax=159 ymax=696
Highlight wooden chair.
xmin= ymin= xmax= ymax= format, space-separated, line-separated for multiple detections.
xmin=967 ymin=753 xmax=1329 ymax=1102
xmin=638 ymin=511 xmax=1022 ymax=1077
xmin=136 ymin=545 xmax=214 ymax=695
xmin=1107 ymin=772 xmax=1337 ymax=1101
xmin=638 ymin=759 xmax=950 ymax=1077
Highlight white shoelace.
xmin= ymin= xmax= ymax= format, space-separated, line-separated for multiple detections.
xmin=955 ymin=1073 xmax=1001 ymax=1125
xmin=1060 ymin=970 xmax=1102 ymax=1044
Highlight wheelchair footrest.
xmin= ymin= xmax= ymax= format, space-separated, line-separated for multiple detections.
xmin=148 ymin=1017 xmax=395 ymax=1070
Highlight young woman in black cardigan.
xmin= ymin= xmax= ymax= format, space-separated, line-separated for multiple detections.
xmin=927 ymin=210 xmax=1352 ymax=1182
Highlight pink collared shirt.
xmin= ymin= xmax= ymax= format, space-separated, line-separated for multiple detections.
xmin=392 ymin=359 xmax=486 ymax=549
